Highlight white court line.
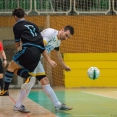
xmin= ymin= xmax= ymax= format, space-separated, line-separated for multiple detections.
xmin=82 ymin=91 xmax=117 ymax=99
xmin=69 ymin=115 xmax=110 ymax=117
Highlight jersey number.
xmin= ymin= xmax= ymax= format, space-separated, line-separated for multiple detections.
xmin=24 ymin=25 xmax=37 ymax=37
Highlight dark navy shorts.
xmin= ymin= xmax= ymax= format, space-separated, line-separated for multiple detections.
xmin=13 ymin=46 xmax=41 ymax=72
xmin=0 ymin=59 xmax=3 ymax=73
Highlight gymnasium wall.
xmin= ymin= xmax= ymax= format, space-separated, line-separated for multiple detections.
xmin=64 ymin=53 xmax=117 ymax=88
xmin=0 ymin=15 xmax=117 ymax=87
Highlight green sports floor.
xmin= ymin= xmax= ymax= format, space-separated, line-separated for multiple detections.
xmin=28 ymin=88 xmax=117 ymax=117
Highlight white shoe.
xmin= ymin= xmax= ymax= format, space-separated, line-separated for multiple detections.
xmin=21 ymin=76 xmax=36 ymax=90
xmin=14 ymin=105 xmax=31 ymax=113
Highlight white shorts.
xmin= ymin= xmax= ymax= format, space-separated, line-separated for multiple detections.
xmin=30 ymin=61 xmax=45 ymax=76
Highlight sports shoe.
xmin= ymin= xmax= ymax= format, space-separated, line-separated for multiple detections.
xmin=55 ymin=103 xmax=73 ymax=111
xmin=0 ymin=89 xmax=9 ymax=96
xmin=21 ymin=76 xmax=36 ymax=90
xmin=14 ymin=105 xmax=31 ymax=113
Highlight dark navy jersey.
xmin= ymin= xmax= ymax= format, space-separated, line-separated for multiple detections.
xmin=13 ymin=20 xmax=45 ymax=53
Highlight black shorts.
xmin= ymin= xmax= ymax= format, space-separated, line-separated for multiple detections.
xmin=0 ymin=59 xmax=3 ymax=73
xmin=13 ymin=46 xmax=41 ymax=72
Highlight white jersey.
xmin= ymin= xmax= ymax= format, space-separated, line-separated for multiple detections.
xmin=41 ymin=28 xmax=61 ymax=53
xmin=33 ymin=28 xmax=61 ymax=76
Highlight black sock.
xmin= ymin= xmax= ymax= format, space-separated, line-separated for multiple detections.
xmin=4 ymin=81 xmax=10 ymax=90
xmin=0 ymin=78 xmax=3 ymax=90
xmin=4 ymin=70 xmax=14 ymax=90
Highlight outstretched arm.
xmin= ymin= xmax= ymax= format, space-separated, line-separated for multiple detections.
xmin=42 ymin=50 xmax=57 ymax=68
xmin=54 ymin=50 xmax=71 ymax=71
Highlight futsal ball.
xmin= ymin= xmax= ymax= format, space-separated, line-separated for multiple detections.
xmin=87 ymin=67 xmax=100 ymax=80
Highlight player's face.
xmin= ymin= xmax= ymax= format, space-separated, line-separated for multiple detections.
xmin=59 ymin=29 xmax=72 ymax=41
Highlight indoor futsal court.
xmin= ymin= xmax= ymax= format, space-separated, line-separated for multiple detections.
xmin=0 ymin=88 xmax=117 ymax=117
xmin=1 ymin=0 xmax=117 ymax=117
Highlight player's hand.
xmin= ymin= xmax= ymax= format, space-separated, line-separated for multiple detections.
xmin=64 ymin=66 xmax=71 ymax=71
xmin=3 ymin=60 xmax=7 ymax=67
xmin=49 ymin=60 xmax=57 ymax=67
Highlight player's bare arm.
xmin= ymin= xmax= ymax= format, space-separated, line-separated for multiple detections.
xmin=42 ymin=50 xmax=57 ymax=67
xmin=1 ymin=50 xmax=7 ymax=67
xmin=54 ymin=50 xmax=71 ymax=71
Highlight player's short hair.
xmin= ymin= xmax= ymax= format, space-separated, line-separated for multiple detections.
xmin=64 ymin=25 xmax=74 ymax=35
xmin=12 ymin=8 xmax=25 ymax=18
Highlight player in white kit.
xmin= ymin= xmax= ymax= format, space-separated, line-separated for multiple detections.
xmin=14 ymin=25 xmax=74 ymax=112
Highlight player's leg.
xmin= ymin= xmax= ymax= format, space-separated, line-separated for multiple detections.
xmin=0 ymin=48 xmax=31 ymax=96
xmin=17 ymin=62 xmax=61 ymax=110
xmin=0 ymin=59 xmax=4 ymax=91
xmin=36 ymin=62 xmax=73 ymax=111
xmin=0 ymin=74 xmax=3 ymax=91
xmin=39 ymin=77 xmax=73 ymax=111
xmin=0 ymin=47 xmax=41 ymax=96
xmin=15 ymin=89 xmax=27 ymax=108
xmin=15 ymin=69 xmax=36 ymax=108
xmin=18 ymin=47 xmax=41 ymax=90
xmin=40 ymin=77 xmax=61 ymax=107
xmin=13 ymin=69 xmax=36 ymax=113
xmin=16 ymin=69 xmax=36 ymax=90
xmin=14 ymin=88 xmax=31 ymax=113
xmin=0 ymin=60 xmax=21 ymax=96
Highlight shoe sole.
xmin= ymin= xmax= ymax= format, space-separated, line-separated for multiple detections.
xmin=21 ymin=77 xmax=36 ymax=90
xmin=0 ymin=93 xmax=9 ymax=96
xmin=19 ymin=110 xmax=31 ymax=113
xmin=14 ymin=109 xmax=31 ymax=113
xmin=14 ymin=106 xmax=31 ymax=113
xmin=13 ymin=109 xmax=31 ymax=113
xmin=55 ymin=107 xmax=73 ymax=111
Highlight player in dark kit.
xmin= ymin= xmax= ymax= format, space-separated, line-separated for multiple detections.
xmin=0 ymin=8 xmax=56 ymax=104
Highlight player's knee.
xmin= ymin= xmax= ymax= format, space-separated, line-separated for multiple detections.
xmin=14 ymin=69 xmax=18 ymax=75
xmin=21 ymin=77 xmax=36 ymax=90
xmin=17 ymin=69 xmax=30 ymax=78
xmin=38 ymin=76 xmax=50 ymax=85
xmin=36 ymin=75 xmax=46 ymax=81
xmin=25 ymin=77 xmax=36 ymax=87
